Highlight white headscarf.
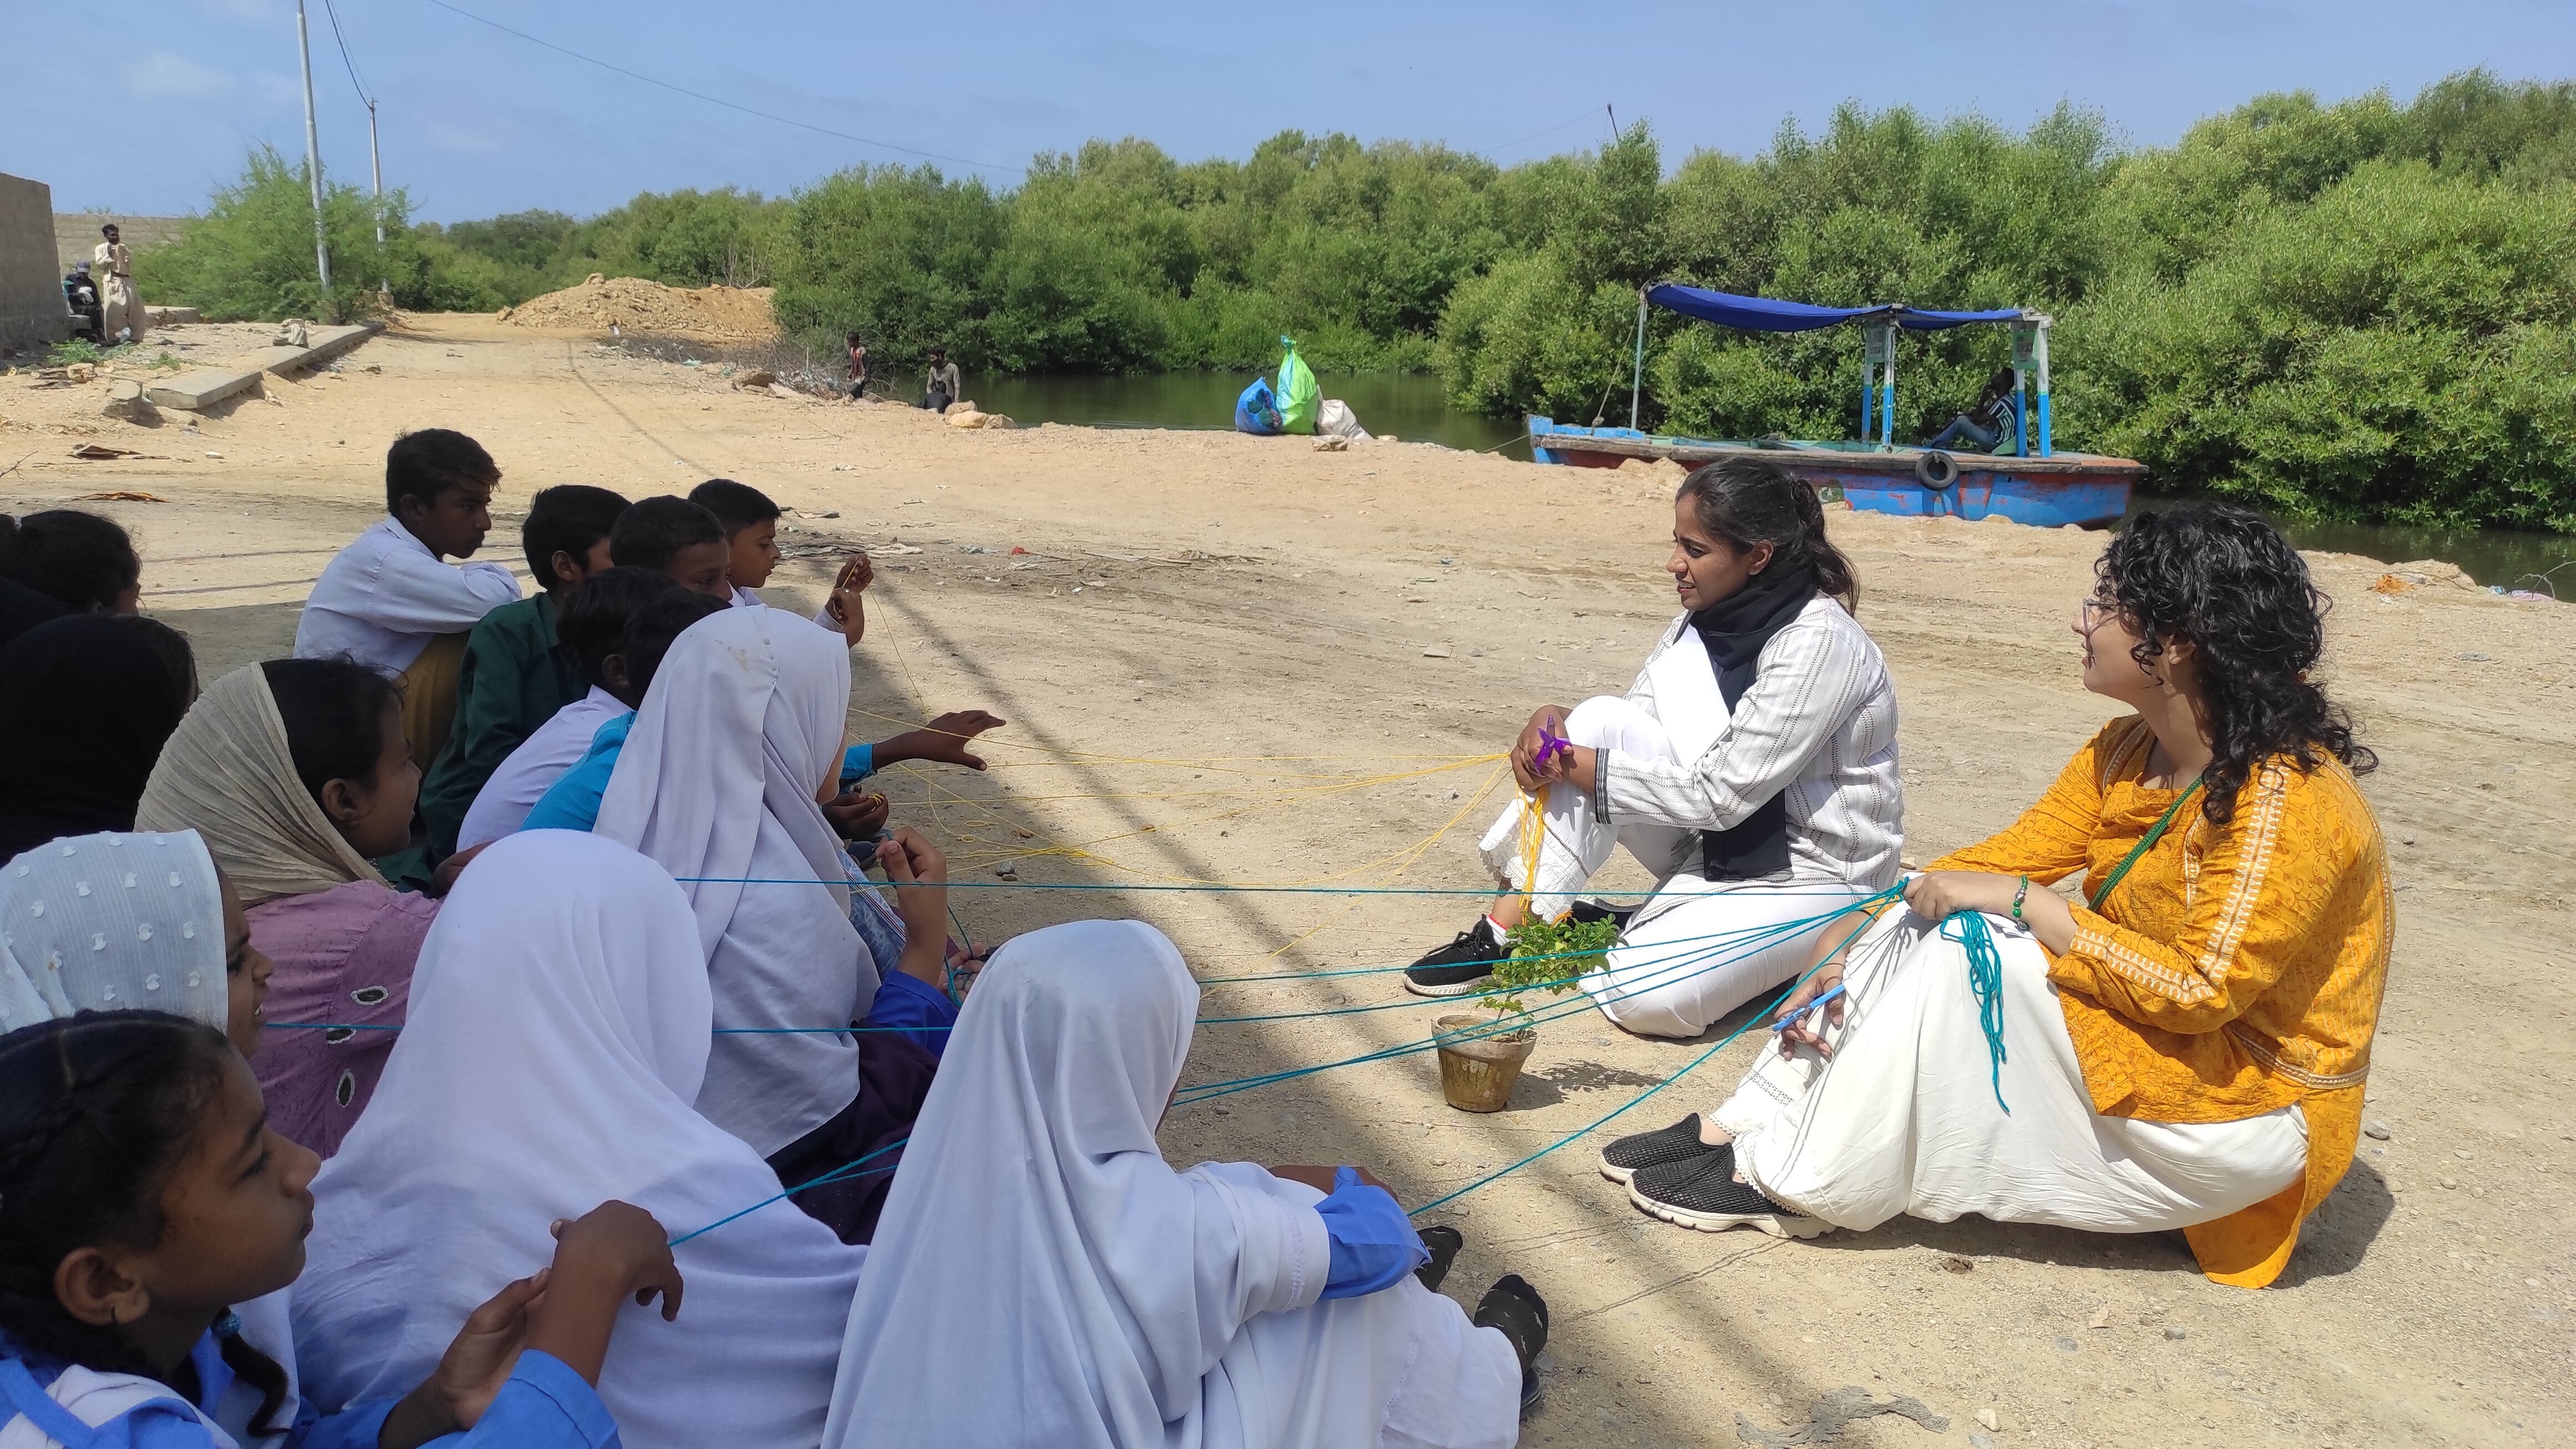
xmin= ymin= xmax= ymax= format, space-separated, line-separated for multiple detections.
xmin=593 ymin=605 xmax=873 ymax=1155
xmin=291 ymin=831 xmax=866 ymax=1449
xmin=820 ymin=920 xmax=1335 ymax=1449
xmin=135 ymin=665 xmax=384 ymax=907
xmin=0 ymin=829 xmax=227 ymax=1034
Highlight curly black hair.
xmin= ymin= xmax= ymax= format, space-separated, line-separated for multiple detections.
xmin=2095 ymin=502 xmax=2375 ymax=826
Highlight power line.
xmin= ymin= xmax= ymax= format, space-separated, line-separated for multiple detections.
xmin=415 ymin=0 xmax=1021 ymax=175
xmin=320 ymin=0 xmax=371 ymax=103
xmin=1481 ymin=106 xmax=1611 ymax=160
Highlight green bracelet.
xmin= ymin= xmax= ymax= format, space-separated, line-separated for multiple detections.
xmin=2011 ymin=876 xmax=2030 ymax=921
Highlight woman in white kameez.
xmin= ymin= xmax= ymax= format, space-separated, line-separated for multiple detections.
xmin=821 ymin=919 xmax=1544 ymax=1449
xmin=1603 ymin=505 xmax=2389 ymax=1291
xmin=1402 ymin=457 xmax=1903 ymax=1039
xmin=292 ymin=829 xmax=869 ymax=1447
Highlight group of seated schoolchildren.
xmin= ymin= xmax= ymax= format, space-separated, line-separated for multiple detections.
xmin=0 ymin=429 xmax=1549 ymax=1449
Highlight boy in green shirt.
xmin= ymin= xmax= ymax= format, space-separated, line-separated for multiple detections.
xmin=418 ymin=484 xmax=631 ymax=858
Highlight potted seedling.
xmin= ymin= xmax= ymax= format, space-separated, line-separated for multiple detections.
xmin=1430 ymin=914 xmax=1620 ymax=1112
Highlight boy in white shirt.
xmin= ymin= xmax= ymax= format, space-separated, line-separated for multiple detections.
xmin=294 ymin=429 xmax=522 ymax=768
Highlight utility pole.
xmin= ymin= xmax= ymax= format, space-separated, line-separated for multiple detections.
xmin=367 ymin=98 xmax=383 ymax=248
xmin=295 ymin=0 xmax=334 ymax=314
xmin=368 ymin=95 xmax=391 ymax=303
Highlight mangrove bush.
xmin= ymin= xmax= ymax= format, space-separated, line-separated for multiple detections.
xmin=133 ymin=71 xmax=2576 ymax=527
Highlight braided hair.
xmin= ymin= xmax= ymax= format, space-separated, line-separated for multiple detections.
xmin=0 ymin=1012 xmax=290 ymax=1429
xmin=2095 ymin=502 xmax=2376 ymax=827
xmin=1676 ymin=456 xmax=1861 ymax=613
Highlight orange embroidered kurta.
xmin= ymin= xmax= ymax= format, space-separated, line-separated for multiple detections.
xmin=1927 ymin=716 xmax=2392 ymax=1287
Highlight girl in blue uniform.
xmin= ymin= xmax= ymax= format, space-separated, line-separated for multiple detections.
xmin=0 ymin=1011 xmax=682 ymax=1448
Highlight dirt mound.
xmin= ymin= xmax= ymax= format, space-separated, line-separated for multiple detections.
xmin=500 ymin=274 xmax=778 ymax=341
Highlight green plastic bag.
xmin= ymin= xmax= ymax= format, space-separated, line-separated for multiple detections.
xmin=1276 ymin=336 xmax=1319 ymax=435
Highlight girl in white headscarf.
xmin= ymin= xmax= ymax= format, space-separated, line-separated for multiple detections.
xmin=291 ymin=829 xmax=867 ymax=1449
xmin=821 ymin=919 xmax=1545 ymax=1449
xmin=592 ymin=605 xmax=953 ymax=1244
xmin=0 ymin=828 xmax=268 ymax=1063
xmin=0 ymin=830 xmax=305 ymax=1440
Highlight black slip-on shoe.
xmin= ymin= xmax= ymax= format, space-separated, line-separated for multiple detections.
xmin=1596 ymin=1113 xmax=1723 ymax=1184
xmin=1569 ymin=898 xmax=1637 ymax=930
xmin=1627 ymin=1150 xmax=1829 ymax=1239
xmin=1471 ymin=1274 xmax=1550 ymax=1418
xmin=1415 ymin=1224 xmax=1463 ymax=1292
xmin=1402 ymin=916 xmax=1508 ymax=997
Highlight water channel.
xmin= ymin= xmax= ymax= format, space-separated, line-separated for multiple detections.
xmin=963 ymin=372 xmax=2572 ymax=591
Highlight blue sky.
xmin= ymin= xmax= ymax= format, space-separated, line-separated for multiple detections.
xmin=6 ymin=0 xmax=2572 ymax=223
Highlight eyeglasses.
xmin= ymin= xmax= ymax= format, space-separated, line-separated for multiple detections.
xmin=2076 ymin=597 xmax=2117 ymax=630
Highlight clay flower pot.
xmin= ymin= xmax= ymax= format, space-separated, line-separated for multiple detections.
xmin=1433 ymin=1013 xmax=1537 ymax=1113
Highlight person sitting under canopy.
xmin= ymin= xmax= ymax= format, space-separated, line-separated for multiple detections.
xmin=1923 ymin=366 xmax=2019 ymax=454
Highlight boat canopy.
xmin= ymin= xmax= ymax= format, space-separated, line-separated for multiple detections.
xmin=1642 ymin=284 xmax=2026 ymax=333
xmin=1624 ymin=284 xmax=2054 ymax=455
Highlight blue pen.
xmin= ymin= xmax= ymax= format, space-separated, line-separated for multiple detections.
xmin=1772 ymin=983 xmax=1847 ymax=1032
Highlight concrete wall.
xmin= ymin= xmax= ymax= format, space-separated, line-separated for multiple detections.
xmin=57 ymin=213 xmax=189 ymax=271
xmin=0 ymin=173 xmax=69 ymax=356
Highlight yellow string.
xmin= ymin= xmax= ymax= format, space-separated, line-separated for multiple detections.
xmin=1517 ymin=789 xmax=1545 ymax=920
xmin=901 ymin=761 xmax=1511 ymax=890
xmin=847 ymin=606 xmax=1518 ymax=897
xmin=844 ymin=701 xmax=1497 ymax=776
xmin=929 ymin=756 xmax=1505 ymax=869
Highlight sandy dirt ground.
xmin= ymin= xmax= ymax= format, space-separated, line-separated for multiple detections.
xmin=6 ymin=313 xmax=2571 ymax=1448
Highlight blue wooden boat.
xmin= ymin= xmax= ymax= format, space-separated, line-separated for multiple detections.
xmin=1527 ymin=284 xmax=2145 ymax=529
xmin=1526 ymin=421 xmax=2142 ymax=529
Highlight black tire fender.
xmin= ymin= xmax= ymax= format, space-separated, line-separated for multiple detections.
xmin=1915 ymin=449 xmax=1960 ymax=490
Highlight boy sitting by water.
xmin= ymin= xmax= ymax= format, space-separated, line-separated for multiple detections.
xmin=295 ymin=429 xmax=525 ymax=771
xmin=418 ymin=484 xmax=631 ymax=858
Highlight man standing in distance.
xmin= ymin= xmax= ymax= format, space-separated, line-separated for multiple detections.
xmin=92 ymin=224 xmax=145 ymax=346
xmin=921 ymin=347 xmax=961 ymax=414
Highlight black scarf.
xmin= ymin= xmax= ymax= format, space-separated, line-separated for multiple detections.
xmin=0 ymin=615 xmax=194 ymax=866
xmin=1686 ymin=562 xmax=1815 ymax=881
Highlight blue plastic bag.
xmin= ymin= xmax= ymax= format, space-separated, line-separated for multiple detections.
xmin=1234 ymin=377 xmax=1284 ymax=435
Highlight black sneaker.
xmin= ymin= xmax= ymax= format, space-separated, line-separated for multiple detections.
xmin=1628 ymin=1150 xmax=1828 ymax=1238
xmin=1403 ymin=917 xmax=1508 ymax=997
xmin=1568 ymin=898 xmax=1636 ymax=930
xmin=1596 ymin=1114 xmax=1723 ymax=1185
xmin=1471 ymin=1274 xmax=1550 ymax=1418
xmin=1415 ymin=1224 xmax=1463 ymax=1292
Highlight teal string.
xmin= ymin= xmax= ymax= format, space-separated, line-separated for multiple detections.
xmin=1403 ymin=887 xmax=1903 ymax=1217
xmin=1945 ymin=912 xmax=2011 ymax=1114
xmin=666 ymin=1136 xmax=909 ymax=1246
xmin=1174 ymin=886 xmax=1904 ymax=1106
xmin=265 ymin=916 xmax=1850 ymax=1038
xmin=458 ymin=886 xmax=1906 ymax=1250
xmin=679 ymin=878 xmax=1874 ymax=897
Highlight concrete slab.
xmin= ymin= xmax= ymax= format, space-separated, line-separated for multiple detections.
xmin=145 ymin=322 xmax=382 ymax=410
xmin=247 ymin=322 xmax=380 ymax=377
xmin=1 ymin=173 xmax=70 ymax=355
xmin=145 ymin=365 xmax=263 ymax=411
xmin=145 ymin=306 xmax=202 ymax=325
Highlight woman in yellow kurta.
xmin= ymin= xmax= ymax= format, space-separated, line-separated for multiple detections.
xmin=1604 ymin=502 xmax=2389 ymax=1288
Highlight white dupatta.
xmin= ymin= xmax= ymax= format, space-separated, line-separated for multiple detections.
xmin=291 ymin=831 xmax=866 ymax=1449
xmin=592 ymin=605 xmax=876 ymax=1154
xmin=820 ymin=920 xmax=1522 ymax=1449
